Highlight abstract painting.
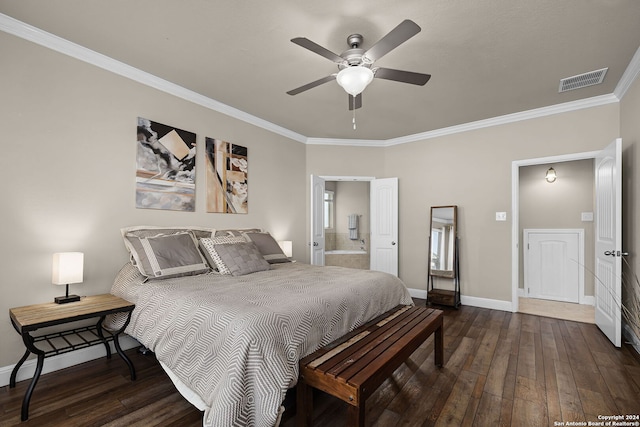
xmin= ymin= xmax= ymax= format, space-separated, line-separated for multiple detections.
xmin=205 ymin=137 xmax=248 ymax=213
xmin=136 ymin=117 xmax=196 ymax=211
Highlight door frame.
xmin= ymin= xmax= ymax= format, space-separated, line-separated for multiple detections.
xmin=511 ymin=150 xmax=599 ymax=312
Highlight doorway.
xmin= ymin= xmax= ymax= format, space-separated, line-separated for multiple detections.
xmin=310 ymin=175 xmax=399 ymax=276
xmin=511 ymin=151 xmax=599 ymax=320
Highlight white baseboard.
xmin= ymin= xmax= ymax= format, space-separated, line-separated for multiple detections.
xmin=407 ymin=288 xmax=513 ymax=312
xmin=623 ymin=323 xmax=640 ymax=355
xmin=407 ymin=288 xmax=428 ymax=299
xmin=460 ymin=295 xmax=513 ymax=312
xmin=0 ymin=336 xmax=139 ymax=387
xmin=581 ymin=295 xmax=595 ymax=306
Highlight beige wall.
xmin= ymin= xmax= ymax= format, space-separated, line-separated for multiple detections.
xmin=519 ymin=160 xmax=595 ymax=297
xmin=0 ymin=33 xmax=307 ymax=367
xmin=385 ymin=105 xmax=620 ymax=301
xmin=334 ymin=181 xmax=370 ymax=237
xmin=305 ymin=106 xmax=619 ymax=302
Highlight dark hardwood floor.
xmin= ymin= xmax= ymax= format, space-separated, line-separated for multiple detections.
xmin=2 ymin=303 xmax=639 ymax=426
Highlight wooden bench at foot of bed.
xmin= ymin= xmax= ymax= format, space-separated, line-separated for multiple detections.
xmin=296 ymin=305 xmax=444 ymax=427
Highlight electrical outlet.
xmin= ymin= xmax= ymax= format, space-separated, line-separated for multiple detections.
xmin=496 ymin=212 xmax=507 ymax=221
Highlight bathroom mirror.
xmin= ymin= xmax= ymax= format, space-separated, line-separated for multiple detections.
xmin=429 ymin=205 xmax=457 ymax=278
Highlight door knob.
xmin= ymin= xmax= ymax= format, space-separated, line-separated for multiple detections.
xmin=604 ymin=250 xmax=630 ymax=257
xmin=391 ymin=241 xmax=396 ymax=246
xmin=313 ymin=242 xmax=319 ymax=247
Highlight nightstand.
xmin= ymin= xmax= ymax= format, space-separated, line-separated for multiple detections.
xmin=9 ymin=294 xmax=136 ymax=421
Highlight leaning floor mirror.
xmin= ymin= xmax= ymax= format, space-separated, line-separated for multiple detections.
xmin=427 ymin=205 xmax=461 ymax=307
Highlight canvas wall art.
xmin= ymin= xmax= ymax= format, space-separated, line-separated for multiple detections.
xmin=136 ymin=117 xmax=196 ymax=211
xmin=205 ymin=137 xmax=248 ymax=214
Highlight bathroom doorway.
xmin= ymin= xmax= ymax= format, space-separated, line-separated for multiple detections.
xmin=324 ymin=179 xmax=370 ymax=269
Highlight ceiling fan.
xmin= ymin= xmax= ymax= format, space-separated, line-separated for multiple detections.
xmin=287 ymin=19 xmax=431 ymax=111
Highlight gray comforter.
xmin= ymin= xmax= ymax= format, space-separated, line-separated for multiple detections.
xmin=109 ymin=262 xmax=413 ymax=427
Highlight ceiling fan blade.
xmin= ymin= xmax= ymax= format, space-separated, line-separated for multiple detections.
xmin=374 ymin=67 xmax=431 ymax=85
xmin=291 ymin=37 xmax=344 ymax=63
xmin=364 ymin=20 xmax=421 ymax=62
xmin=348 ymin=94 xmax=362 ymax=110
xmin=287 ymin=75 xmax=336 ymax=95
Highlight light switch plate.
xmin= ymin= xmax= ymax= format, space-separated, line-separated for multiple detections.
xmin=496 ymin=212 xmax=507 ymax=221
xmin=581 ymin=212 xmax=594 ymax=222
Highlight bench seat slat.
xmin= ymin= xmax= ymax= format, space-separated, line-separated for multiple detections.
xmin=313 ymin=306 xmax=423 ymax=377
xmin=323 ymin=308 xmax=428 ymax=380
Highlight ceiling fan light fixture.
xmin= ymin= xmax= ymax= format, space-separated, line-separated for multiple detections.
xmin=336 ymin=66 xmax=374 ymax=96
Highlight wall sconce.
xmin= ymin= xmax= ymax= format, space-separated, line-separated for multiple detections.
xmin=278 ymin=241 xmax=293 ymax=258
xmin=545 ymin=167 xmax=557 ymax=183
xmin=52 ymin=252 xmax=83 ymax=304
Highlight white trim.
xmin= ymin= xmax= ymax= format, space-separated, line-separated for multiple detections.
xmin=623 ymin=323 xmax=640 ymax=355
xmin=407 ymin=287 xmax=428 ymax=299
xmin=0 ymin=336 xmax=139 ymax=387
xmin=460 ymin=295 xmax=513 ymax=312
xmin=614 ymin=45 xmax=640 ymax=100
xmin=0 ymin=13 xmax=306 ymax=144
xmin=407 ymin=287 xmax=513 ymax=312
xmin=319 ymin=175 xmax=376 ymax=182
xmin=306 ymin=95 xmax=619 ymax=147
xmin=383 ymin=95 xmax=619 ymax=146
xmin=307 ymin=138 xmax=385 ymax=147
xmin=1 ymin=13 xmax=637 ymax=148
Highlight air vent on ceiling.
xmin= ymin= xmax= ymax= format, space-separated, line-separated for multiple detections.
xmin=559 ymin=68 xmax=608 ymax=92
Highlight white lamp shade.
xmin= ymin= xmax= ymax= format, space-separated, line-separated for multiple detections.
xmin=278 ymin=241 xmax=293 ymax=258
xmin=336 ymin=66 xmax=374 ymax=96
xmin=52 ymin=252 xmax=84 ymax=285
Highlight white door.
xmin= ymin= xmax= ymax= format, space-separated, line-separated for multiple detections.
xmin=524 ymin=229 xmax=583 ymax=303
xmin=310 ymin=175 xmax=325 ymax=266
xmin=595 ymin=138 xmax=623 ymax=347
xmin=370 ymin=177 xmax=398 ymax=276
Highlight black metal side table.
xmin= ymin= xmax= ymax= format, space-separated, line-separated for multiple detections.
xmin=9 ymin=294 xmax=136 ymax=421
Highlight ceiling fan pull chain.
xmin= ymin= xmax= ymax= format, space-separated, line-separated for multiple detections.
xmin=352 ymin=97 xmax=357 ymax=130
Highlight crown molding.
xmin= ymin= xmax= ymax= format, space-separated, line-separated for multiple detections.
xmin=614 ymin=45 xmax=640 ymax=100
xmin=306 ymin=137 xmax=386 ymax=147
xmin=308 ymin=94 xmax=619 ymax=147
xmin=1 ymin=13 xmax=636 ymax=148
xmin=382 ymin=94 xmax=620 ymax=146
xmin=0 ymin=13 xmax=307 ymax=144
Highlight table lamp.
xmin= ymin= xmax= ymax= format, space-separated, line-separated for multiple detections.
xmin=278 ymin=241 xmax=293 ymax=258
xmin=52 ymin=252 xmax=83 ymax=304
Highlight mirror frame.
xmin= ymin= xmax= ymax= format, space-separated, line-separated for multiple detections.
xmin=428 ymin=205 xmax=458 ymax=279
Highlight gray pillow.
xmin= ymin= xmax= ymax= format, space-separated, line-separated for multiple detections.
xmin=244 ymin=232 xmax=291 ymax=263
xmin=199 ymin=235 xmax=246 ymax=275
xmin=124 ymin=231 xmax=210 ymax=279
xmin=213 ymin=242 xmax=270 ymax=276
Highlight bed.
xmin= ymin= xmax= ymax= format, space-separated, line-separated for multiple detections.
xmin=107 ymin=226 xmax=413 ymax=427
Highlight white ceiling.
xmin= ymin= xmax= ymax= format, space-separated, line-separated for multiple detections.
xmin=2 ymin=0 xmax=640 ymax=141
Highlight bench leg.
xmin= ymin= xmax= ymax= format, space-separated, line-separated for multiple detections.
xmin=347 ymin=403 xmax=365 ymax=427
xmin=296 ymin=379 xmax=313 ymax=427
xmin=434 ymin=320 xmax=444 ymax=367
